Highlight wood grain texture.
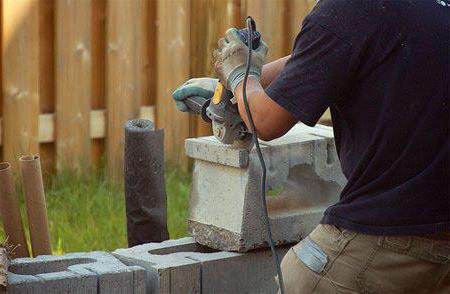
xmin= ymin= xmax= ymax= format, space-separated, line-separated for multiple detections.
xmin=106 ymin=0 xmax=141 ymax=180
xmin=288 ymin=0 xmax=310 ymax=49
xmin=92 ymin=0 xmax=106 ymax=167
xmin=2 ymin=0 xmax=40 ymax=167
xmin=147 ymin=0 xmax=157 ymax=106
xmin=55 ymin=0 xmax=92 ymax=171
xmin=38 ymin=0 xmax=55 ymax=173
xmin=0 ymin=106 xmax=154 ymax=145
xmin=190 ymin=0 xmax=242 ymax=138
xmin=247 ymin=0 xmax=290 ymax=61
xmin=156 ymin=0 xmax=191 ymax=169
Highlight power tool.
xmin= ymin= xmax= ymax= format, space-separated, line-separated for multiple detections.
xmin=182 ymin=17 xmax=286 ymax=293
xmin=183 ymin=27 xmax=261 ymax=148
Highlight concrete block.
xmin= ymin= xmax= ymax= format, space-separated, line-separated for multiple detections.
xmin=186 ymin=124 xmax=346 ymax=252
xmin=7 ymin=251 xmax=146 ymax=294
xmin=113 ymin=237 xmax=290 ymax=294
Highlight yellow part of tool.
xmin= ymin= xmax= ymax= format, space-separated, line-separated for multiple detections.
xmin=212 ymin=83 xmax=223 ymax=105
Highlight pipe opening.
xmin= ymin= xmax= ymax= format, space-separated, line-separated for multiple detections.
xmin=19 ymin=155 xmax=40 ymax=161
xmin=0 ymin=162 xmax=11 ymax=170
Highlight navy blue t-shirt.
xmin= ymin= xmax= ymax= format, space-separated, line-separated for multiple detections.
xmin=266 ymin=0 xmax=449 ymax=235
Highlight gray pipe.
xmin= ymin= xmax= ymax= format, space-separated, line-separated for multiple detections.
xmin=124 ymin=119 xmax=169 ymax=246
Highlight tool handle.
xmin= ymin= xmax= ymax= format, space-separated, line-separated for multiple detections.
xmin=185 ymin=96 xmax=212 ymax=123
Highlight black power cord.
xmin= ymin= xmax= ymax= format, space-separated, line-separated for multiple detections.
xmin=241 ymin=16 xmax=286 ymax=294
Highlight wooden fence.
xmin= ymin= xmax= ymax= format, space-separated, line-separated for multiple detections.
xmin=0 ymin=0 xmax=321 ymax=179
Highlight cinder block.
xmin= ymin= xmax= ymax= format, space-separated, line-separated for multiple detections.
xmin=186 ymin=124 xmax=347 ymax=252
xmin=113 ymin=237 xmax=290 ymax=294
xmin=7 ymin=251 xmax=146 ymax=294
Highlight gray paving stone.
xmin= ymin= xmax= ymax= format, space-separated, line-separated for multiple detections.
xmin=113 ymin=237 xmax=291 ymax=294
xmin=186 ymin=124 xmax=347 ymax=252
xmin=7 ymin=251 xmax=146 ymax=293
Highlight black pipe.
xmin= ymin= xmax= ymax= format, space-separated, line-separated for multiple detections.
xmin=124 ymin=119 xmax=169 ymax=247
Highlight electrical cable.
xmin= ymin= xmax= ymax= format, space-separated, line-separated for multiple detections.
xmin=241 ymin=16 xmax=286 ymax=294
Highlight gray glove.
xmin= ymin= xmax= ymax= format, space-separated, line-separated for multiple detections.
xmin=213 ymin=28 xmax=268 ymax=91
xmin=172 ymin=78 xmax=218 ymax=112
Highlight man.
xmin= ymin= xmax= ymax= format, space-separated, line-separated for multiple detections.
xmin=173 ymin=0 xmax=449 ymax=293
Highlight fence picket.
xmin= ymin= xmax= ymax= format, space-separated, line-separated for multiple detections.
xmin=55 ymin=0 xmax=92 ymax=171
xmin=156 ymin=0 xmax=191 ymax=170
xmin=2 ymin=0 xmax=40 ymax=167
xmin=106 ymin=0 xmax=141 ymax=180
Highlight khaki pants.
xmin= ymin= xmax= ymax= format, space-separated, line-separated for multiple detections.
xmin=279 ymin=224 xmax=450 ymax=293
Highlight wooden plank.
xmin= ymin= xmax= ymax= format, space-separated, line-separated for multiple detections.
xmin=38 ymin=0 xmax=55 ymax=173
xmin=91 ymin=0 xmax=106 ymax=167
xmin=146 ymin=0 xmax=157 ymax=107
xmin=55 ymin=0 xmax=92 ymax=171
xmin=247 ymin=0 xmax=290 ymax=61
xmin=0 ymin=106 xmax=154 ymax=145
xmin=2 ymin=0 xmax=40 ymax=166
xmin=156 ymin=0 xmax=191 ymax=169
xmin=106 ymin=0 xmax=141 ymax=180
xmin=192 ymin=0 xmax=242 ymax=138
xmin=288 ymin=0 xmax=310 ymax=49
xmin=136 ymin=0 xmax=151 ymax=107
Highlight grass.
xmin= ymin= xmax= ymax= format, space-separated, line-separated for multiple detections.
xmin=0 ymin=166 xmax=191 ymax=255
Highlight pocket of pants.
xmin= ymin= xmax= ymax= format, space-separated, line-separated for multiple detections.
xmin=281 ymin=238 xmax=359 ymax=294
xmin=357 ymin=237 xmax=449 ymax=294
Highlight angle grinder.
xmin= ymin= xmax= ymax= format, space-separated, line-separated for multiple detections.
xmin=183 ymin=17 xmax=286 ymax=293
xmin=183 ymin=27 xmax=261 ymax=148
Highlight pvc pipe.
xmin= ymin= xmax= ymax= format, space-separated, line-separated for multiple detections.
xmin=19 ymin=155 xmax=51 ymax=256
xmin=124 ymin=119 xmax=169 ymax=246
xmin=0 ymin=162 xmax=29 ymax=257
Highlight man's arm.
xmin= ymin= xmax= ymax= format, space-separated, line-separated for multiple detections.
xmin=232 ymin=55 xmax=295 ymax=141
xmin=234 ymin=77 xmax=297 ymax=141
xmin=260 ymin=55 xmax=291 ymax=88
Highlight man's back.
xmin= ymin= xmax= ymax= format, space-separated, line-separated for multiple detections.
xmin=266 ymin=0 xmax=449 ymax=235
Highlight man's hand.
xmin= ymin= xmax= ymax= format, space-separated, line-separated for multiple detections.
xmin=172 ymin=78 xmax=218 ymax=112
xmin=213 ymin=28 xmax=268 ymax=91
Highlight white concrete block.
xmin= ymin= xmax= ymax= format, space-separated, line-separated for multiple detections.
xmin=113 ymin=237 xmax=290 ymax=294
xmin=186 ymin=124 xmax=346 ymax=252
xmin=7 ymin=252 xmax=146 ymax=294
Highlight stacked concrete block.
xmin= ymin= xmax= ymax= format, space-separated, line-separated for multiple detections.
xmin=113 ymin=237 xmax=290 ymax=294
xmin=185 ymin=124 xmax=347 ymax=252
xmin=7 ymin=251 xmax=146 ymax=293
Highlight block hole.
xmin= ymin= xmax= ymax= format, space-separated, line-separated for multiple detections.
xmin=326 ymin=141 xmax=336 ymax=165
xmin=267 ymin=164 xmax=341 ymax=218
xmin=10 ymin=258 xmax=95 ymax=275
xmin=149 ymin=243 xmax=218 ymax=255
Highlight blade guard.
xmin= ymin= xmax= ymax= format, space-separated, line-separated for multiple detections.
xmin=206 ymin=83 xmax=252 ymax=147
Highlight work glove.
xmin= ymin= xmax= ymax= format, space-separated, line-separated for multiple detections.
xmin=213 ymin=28 xmax=268 ymax=92
xmin=172 ymin=78 xmax=218 ymax=112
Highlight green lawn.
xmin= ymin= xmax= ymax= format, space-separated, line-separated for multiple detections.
xmin=0 ymin=167 xmax=191 ymax=255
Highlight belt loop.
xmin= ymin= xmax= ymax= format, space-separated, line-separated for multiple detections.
xmin=385 ymin=236 xmax=413 ymax=250
xmin=377 ymin=236 xmax=384 ymax=247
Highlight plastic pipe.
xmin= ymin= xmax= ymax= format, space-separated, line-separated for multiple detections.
xmin=124 ymin=119 xmax=169 ymax=246
xmin=0 ymin=162 xmax=29 ymax=257
xmin=19 ymin=155 xmax=51 ymax=256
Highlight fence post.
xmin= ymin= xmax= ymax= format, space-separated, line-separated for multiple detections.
xmin=2 ymin=0 xmax=40 ymax=167
xmin=156 ymin=0 xmax=191 ymax=170
xmin=106 ymin=0 xmax=141 ymax=181
xmin=55 ymin=0 xmax=92 ymax=172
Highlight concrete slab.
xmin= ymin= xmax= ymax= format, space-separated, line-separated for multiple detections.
xmin=186 ymin=124 xmax=346 ymax=252
xmin=113 ymin=237 xmax=290 ymax=294
xmin=7 ymin=251 xmax=146 ymax=293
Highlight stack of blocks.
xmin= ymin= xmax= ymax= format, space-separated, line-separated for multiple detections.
xmin=186 ymin=124 xmax=346 ymax=252
xmin=7 ymin=252 xmax=146 ymax=293
xmin=7 ymin=124 xmax=346 ymax=293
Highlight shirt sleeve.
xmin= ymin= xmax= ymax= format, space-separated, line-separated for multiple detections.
xmin=265 ymin=17 xmax=356 ymax=126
